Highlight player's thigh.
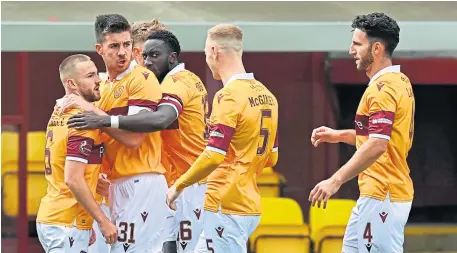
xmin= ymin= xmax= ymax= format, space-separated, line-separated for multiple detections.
xmin=110 ymin=174 xmax=168 ymax=253
xmin=163 ymin=205 xmax=178 ymax=243
xmin=390 ymin=201 xmax=412 ymax=253
xmin=342 ymin=201 xmax=361 ymax=253
xmin=177 ymin=184 xmax=206 ymax=252
xmin=355 ymin=196 xmax=395 ymax=253
xmin=203 ymin=210 xmax=259 ymax=253
xmin=36 ymin=223 xmax=90 ymax=253
xmin=193 ymin=231 xmax=208 ymax=253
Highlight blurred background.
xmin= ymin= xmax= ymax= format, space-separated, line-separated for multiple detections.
xmin=2 ymin=1 xmax=457 ymax=253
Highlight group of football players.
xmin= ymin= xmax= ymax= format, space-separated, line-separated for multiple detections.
xmin=36 ymin=11 xmax=415 ymax=253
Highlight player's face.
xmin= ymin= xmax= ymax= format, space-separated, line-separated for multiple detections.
xmin=96 ymin=31 xmax=133 ymax=74
xmin=349 ymin=29 xmax=374 ymax=72
xmin=133 ymin=42 xmax=145 ymax=66
xmin=205 ymin=37 xmax=221 ymax=80
xmin=71 ymin=61 xmax=101 ymax=102
xmin=142 ymin=39 xmax=175 ymax=82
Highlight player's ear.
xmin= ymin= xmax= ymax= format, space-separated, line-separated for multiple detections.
xmin=95 ymin=44 xmax=103 ymax=56
xmin=169 ymin=52 xmax=178 ymax=65
xmin=65 ymin=79 xmax=77 ymax=90
xmin=373 ymin=42 xmax=382 ymax=56
xmin=133 ymin=46 xmax=141 ymax=57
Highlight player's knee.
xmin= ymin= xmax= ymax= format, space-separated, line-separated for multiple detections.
xmin=162 ymin=241 xmax=178 ymax=253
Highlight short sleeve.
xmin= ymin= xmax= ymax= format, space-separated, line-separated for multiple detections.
xmin=272 ymin=128 xmax=279 ymax=152
xmin=206 ymin=89 xmax=239 ymax=155
xmin=367 ymin=81 xmax=398 ymax=140
xmin=127 ymin=70 xmax=162 ymax=115
xmin=66 ymin=129 xmax=99 ymax=164
xmin=158 ymin=77 xmax=192 ymax=117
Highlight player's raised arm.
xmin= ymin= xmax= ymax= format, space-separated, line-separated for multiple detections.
xmin=64 ymin=129 xmax=117 ymax=244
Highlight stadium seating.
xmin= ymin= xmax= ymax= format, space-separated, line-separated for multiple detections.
xmin=309 ymin=199 xmax=356 ymax=253
xmin=250 ymin=197 xmax=310 ymax=253
xmin=2 ymin=171 xmax=47 ymax=216
xmin=1 ymin=131 xmax=47 ymax=216
xmin=257 ymin=167 xmax=286 ymax=197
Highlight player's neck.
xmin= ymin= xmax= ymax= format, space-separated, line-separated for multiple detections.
xmin=220 ymin=59 xmax=246 ymax=86
xmin=366 ymin=58 xmax=393 ymax=80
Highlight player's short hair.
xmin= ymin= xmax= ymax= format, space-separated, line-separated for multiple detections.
xmin=59 ymin=54 xmax=91 ymax=84
xmin=351 ymin=12 xmax=400 ymax=56
xmin=132 ymin=18 xmax=169 ymax=47
xmin=147 ymin=30 xmax=181 ymax=57
xmin=207 ymin=24 xmax=243 ymax=52
xmin=94 ymin=14 xmax=131 ymax=43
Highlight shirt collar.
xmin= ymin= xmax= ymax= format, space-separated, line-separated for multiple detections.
xmin=369 ymin=65 xmax=401 ymax=85
xmin=108 ymin=60 xmax=137 ymax=81
xmin=165 ymin=63 xmax=185 ymax=80
xmin=225 ymin=73 xmax=255 ymax=86
xmin=56 ymin=98 xmax=65 ymax=107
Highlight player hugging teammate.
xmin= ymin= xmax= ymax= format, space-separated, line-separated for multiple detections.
xmin=37 ymin=11 xmax=412 ymax=253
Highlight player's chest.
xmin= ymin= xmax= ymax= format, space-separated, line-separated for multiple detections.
xmin=98 ymin=82 xmax=129 ymax=114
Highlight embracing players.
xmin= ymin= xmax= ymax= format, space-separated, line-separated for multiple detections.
xmin=166 ymin=24 xmax=279 ymax=253
xmin=63 ymin=14 xmax=168 ymax=253
xmin=36 ymin=54 xmax=117 ymax=253
xmin=68 ymin=29 xmax=209 ymax=253
xmin=309 ymin=13 xmax=415 ymax=253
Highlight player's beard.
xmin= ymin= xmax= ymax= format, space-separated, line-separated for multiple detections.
xmin=81 ymin=90 xmax=99 ymax=103
xmin=357 ymin=45 xmax=374 ymax=72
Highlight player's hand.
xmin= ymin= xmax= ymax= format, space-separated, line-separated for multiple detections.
xmin=61 ymin=94 xmax=95 ymax=112
xmin=98 ymin=218 xmax=117 ymax=245
xmin=67 ymin=112 xmax=106 ymax=130
xmin=96 ymin=173 xmax=111 ymax=197
xmin=309 ymin=177 xmax=341 ymax=209
xmin=311 ymin=126 xmax=340 ymax=147
xmin=88 ymin=227 xmax=96 ymax=246
xmin=166 ymin=185 xmax=182 ymax=211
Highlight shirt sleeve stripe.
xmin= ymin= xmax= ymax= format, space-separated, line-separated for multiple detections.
xmin=66 ymin=156 xmax=88 ymax=164
xmin=206 ymin=146 xmax=227 ymax=156
xmin=369 ymin=133 xmax=391 ymax=140
xmin=128 ymin=105 xmax=151 ymax=115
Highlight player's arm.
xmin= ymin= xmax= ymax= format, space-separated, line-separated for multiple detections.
xmin=173 ymin=90 xmax=237 ymax=190
xmin=64 ymin=132 xmax=110 ymax=225
xmin=330 ymin=83 xmax=396 ymax=185
xmin=337 ymin=129 xmax=356 ymax=145
xmin=87 ymin=106 xmax=147 ymax=149
xmin=113 ymin=81 xmax=191 ymax=132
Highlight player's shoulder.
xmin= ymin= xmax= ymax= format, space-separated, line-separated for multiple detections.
xmin=369 ymin=71 xmax=411 ymax=95
xmin=129 ymin=65 xmax=158 ymax=84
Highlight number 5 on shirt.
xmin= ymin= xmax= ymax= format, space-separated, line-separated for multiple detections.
xmin=257 ymin=109 xmax=272 ymax=155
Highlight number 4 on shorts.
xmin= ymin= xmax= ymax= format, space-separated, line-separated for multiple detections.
xmin=363 ymin=222 xmax=373 ymax=243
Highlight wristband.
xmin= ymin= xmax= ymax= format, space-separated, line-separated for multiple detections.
xmin=110 ymin=116 xmax=119 ymax=128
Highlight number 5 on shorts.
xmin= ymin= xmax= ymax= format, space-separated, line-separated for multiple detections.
xmin=206 ymin=239 xmax=214 ymax=253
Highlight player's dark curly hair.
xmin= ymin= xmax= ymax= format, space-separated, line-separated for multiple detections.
xmin=351 ymin=12 xmax=400 ymax=57
xmin=94 ymin=14 xmax=131 ymax=43
xmin=148 ymin=30 xmax=181 ymax=57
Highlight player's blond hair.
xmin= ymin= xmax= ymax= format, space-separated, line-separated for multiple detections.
xmin=59 ymin=54 xmax=91 ymax=84
xmin=131 ymin=18 xmax=169 ymax=46
xmin=207 ymin=24 xmax=243 ymax=53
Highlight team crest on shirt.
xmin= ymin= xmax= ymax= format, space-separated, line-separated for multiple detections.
xmin=376 ymin=82 xmax=385 ymax=91
xmin=217 ymin=93 xmax=225 ymax=104
xmin=78 ymin=141 xmax=91 ymax=156
xmin=113 ymin=86 xmax=124 ymax=99
xmin=215 ymin=226 xmax=224 ymax=237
